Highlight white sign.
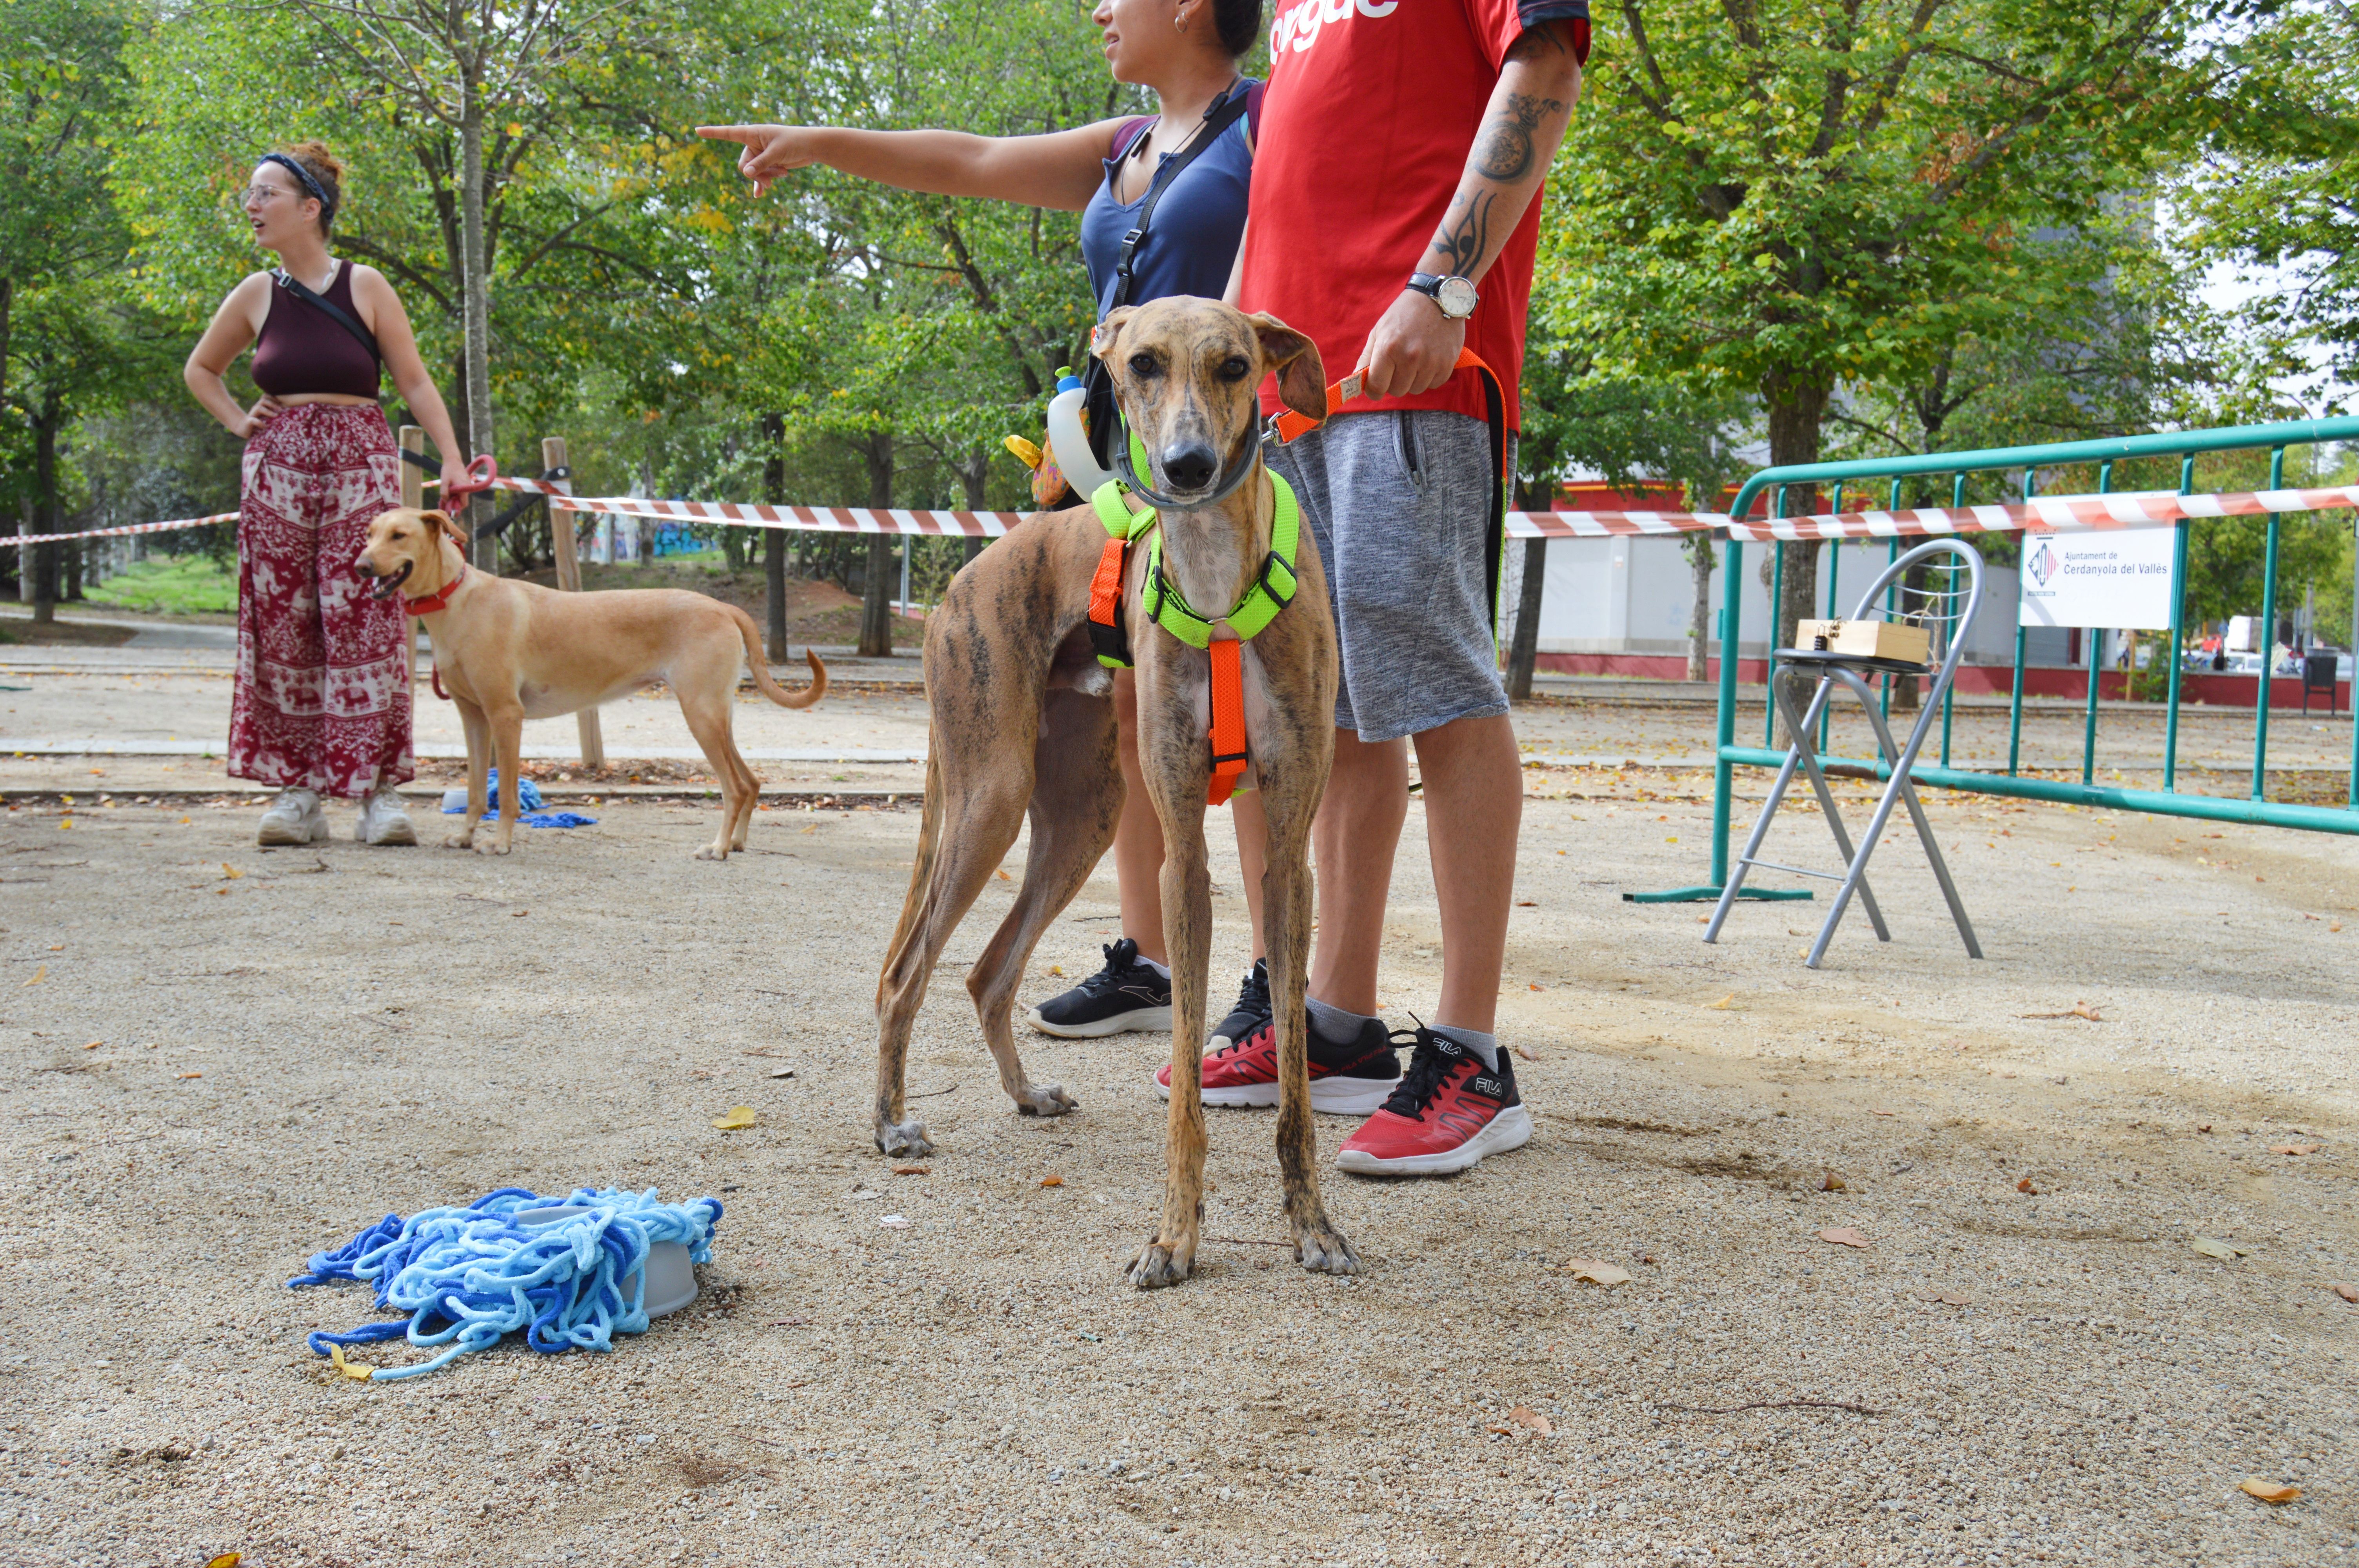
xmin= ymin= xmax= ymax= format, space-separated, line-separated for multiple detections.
xmin=2018 ymin=529 xmax=2177 ymax=631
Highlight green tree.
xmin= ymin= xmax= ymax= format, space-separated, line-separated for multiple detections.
xmin=1549 ymin=0 xmax=2192 ymax=656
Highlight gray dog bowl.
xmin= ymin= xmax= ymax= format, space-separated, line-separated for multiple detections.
xmin=514 ymin=1206 xmax=698 ymax=1319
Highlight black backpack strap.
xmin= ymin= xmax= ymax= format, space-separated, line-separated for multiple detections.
xmin=1106 ymin=81 xmax=1252 ymax=313
xmin=271 ymin=267 xmax=382 ymax=365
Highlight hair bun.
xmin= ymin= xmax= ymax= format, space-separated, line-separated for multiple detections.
xmin=280 ymin=140 xmax=346 ymax=187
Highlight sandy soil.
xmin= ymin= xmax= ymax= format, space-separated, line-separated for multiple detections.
xmin=5 ymin=744 xmax=2357 ymax=1566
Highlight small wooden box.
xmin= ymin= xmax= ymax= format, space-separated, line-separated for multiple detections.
xmin=1794 ymin=617 xmax=1930 ymax=665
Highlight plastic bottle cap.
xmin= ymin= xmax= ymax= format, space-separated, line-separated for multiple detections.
xmin=1056 ymin=366 xmax=1083 ymax=393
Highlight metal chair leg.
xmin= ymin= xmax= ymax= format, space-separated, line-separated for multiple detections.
xmin=1703 ymin=675 xmax=1824 ymax=942
xmin=1850 ymin=687 xmax=1982 ymax=960
xmin=1770 ymin=670 xmax=1892 ymax=944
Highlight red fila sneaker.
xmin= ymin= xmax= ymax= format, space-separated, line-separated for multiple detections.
xmin=1156 ymin=1013 xmax=1401 ymax=1116
xmin=1335 ymin=1025 xmax=1533 ymax=1176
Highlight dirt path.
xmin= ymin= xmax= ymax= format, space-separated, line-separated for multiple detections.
xmin=4 ymin=778 xmax=2354 ymax=1566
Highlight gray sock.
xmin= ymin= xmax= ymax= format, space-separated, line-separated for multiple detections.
xmin=1135 ymin=953 xmax=1170 ymax=980
xmin=1306 ymin=997 xmax=1375 ymax=1045
xmin=1432 ymin=1024 xmax=1499 ymax=1071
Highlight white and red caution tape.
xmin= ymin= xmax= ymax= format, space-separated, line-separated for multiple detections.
xmin=14 ymin=483 xmax=2357 ymax=552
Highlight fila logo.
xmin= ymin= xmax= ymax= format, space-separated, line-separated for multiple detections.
xmin=1472 ymin=1074 xmax=1505 ymax=1098
xmin=1270 ymin=0 xmax=1399 ymax=56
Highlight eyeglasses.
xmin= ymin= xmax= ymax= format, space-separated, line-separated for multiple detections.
xmin=238 ymin=183 xmax=305 ymax=205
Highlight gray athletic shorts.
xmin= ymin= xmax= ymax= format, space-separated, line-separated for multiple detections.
xmin=1267 ymin=409 xmax=1516 ymax=742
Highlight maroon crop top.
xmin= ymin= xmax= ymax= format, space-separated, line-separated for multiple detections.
xmin=250 ymin=261 xmax=382 ymax=399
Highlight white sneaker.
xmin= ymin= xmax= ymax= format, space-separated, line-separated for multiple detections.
xmin=358 ymin=784 xmax=418 ymax=847
xmin=257 ymin=788 xmax=328 ymax=846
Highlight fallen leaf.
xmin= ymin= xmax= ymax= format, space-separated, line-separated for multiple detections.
xmin=1821 ymin=1172 xmax=1846 ymax=1192
xmin=1508 ymin=1405 xmax=1555 ymax=1437
xmin=2197 ymin=1123 xmax=2214 ymax=1133
xmin=83 ymin=1041 xmax=102 ymax=1051
xmin=175 ymin=1071 xmax=202 ymax=1080
xmin=2270 ymin=1143 xmax=2321 ymax=1157
xmin=768 ymin=1067 xmax=794 ymax=1079
xmin=711 ymin=1106 xmax=758 ymax=1131
xmin=206 ymin=1555 xmax=242 ymax=1568
xmin=2238 ymin=1479 xmax=2300 ymax=1504
xmin=511 ymin=909 xmax=529 ymax=918
xmin=893 ymin=1165 xmax=931 ymax=1176
xmin=1049 ymin=964 xmax=1063 ymax=977
xmin=328 ymin=1345 xmax=372 ymax=1381
xmin=878 ymin=1214 xmax=911 ymax=1229
xmin=1039 ymin=1175 xmax=1063 ymax=1188
xmin=1870 ymin=1110 xmax=1897 ymax=1118
xmin=221 ymin=863 xmax=243 ymax=880
xmin=21 ymin=965 xmax=43 ymax=987
xmin=2191 ymin=1236 xmax=2248 ymax=1261
xmin=2329 ymin=1282 xmax=2358 ymax=1304
xmin=2019 ymin=1004 xmax=2103 ymax=1021
xmin=994 ymin=869 xmax=1011 ymax=880
xmin=1515 ymin=1044 xmax=1541 ymax=1062
xmin=1516 ymin=900 xmax=1536 ymax=907
xmin=1707 ymin=995 xmax=1734 ymax=1009
xmin=2016 ymin=1176 xmax=2039 ymax=1195
xmin=1528 ymin=983 xmax=1543 ymax=992
xmin=1487 ymin=1424 xmax=1512 ymax=1435
xmin=1562 ymin=1258 xmax=1631 ymax=1286
xmin=1817 ymin=1228 xmax=1872 ymax=1249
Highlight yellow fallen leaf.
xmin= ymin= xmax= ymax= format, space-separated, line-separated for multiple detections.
xmin=21 ymin=965 xmax=44 ymax=987
xmin=1707 ymin=995 xmax=1734 ymax=1009
xmin=893 ymin=1165 xmax=930 ymax=1176
xmin=1821 ymin=1172 xmax=1846 ymax=1192
xmin=328 ymin=1345 xmax=373 ymax=1380
xmin=2270 ymin=1143 xmax=2321 ymax=1156
xmin=712 ymin=1106 xmax=757 ymax=1130
xmin=221 ymin=863 xmax=243 ymax=880
xmin=84 ymin=1041 xmax=103 ymax=1051
xmin=2328 ymin=1281 xmax=2357 ymax=1304
xmin=1562 ymin=1258 xmax=1630 ymax=1286
xmin=2192 ymin=1236 xmax=2246 ymax=1261
xmin=1508 ymin=1404 xmax=1554 ymax=1437
xmin=206 ymin=1555 xmax=242 ymax=1568
xmin=994 ymin=869 xmax=1012 ymax=880
xmin=58 ymin=818 xmax=71 ymax=829
xmin=1817 ymin=1227 xmax=1872 ymax=1249
xmin=2016 ymin=1176 xmax=2039 ymax=1195
xmin=1039 ymin=1175 xmax=1063 ymax=1188
xmin=2238 ymin=1478 xmax=2300 ymax=1504
xmin=176 ymin=1071 xmax=202 ymax=1080
xmin=1049 ymin=965 xmax=1064 ymax=977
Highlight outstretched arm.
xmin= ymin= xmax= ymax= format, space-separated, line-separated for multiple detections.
xmin=1357 ymin=20 xmax=1585 ymax=399
xmin=695 ymin=122 xmax=1120 ymax=212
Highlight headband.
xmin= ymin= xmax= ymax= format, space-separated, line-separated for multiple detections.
xmin=257 ymin=152 xmax=335 ymax=222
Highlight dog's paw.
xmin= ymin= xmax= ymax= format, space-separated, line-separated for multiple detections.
xmin=442 ymin=831 xmax=474 ymax=850
xmin=1293 ymin=1220 xmax=1362 ymax=1277
xmin=874 ymin=1119 xmax=934 ymax=1159
xmin=1127 ymin=1235 xmax=1196 ymax=1290
xmin=473 ymin=838 xmax=512 ymax=856
xmin=1012 ymin=1083 xmax=1078 ymax=1118
xmin=693 ymin=844 xmax=728 ymax=862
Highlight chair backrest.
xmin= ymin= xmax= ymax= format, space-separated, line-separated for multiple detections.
xmin=2306 ymin=652 xmax=2337 ymax=691
xmin=1843 ymin=538 xmax=1986 ymax=685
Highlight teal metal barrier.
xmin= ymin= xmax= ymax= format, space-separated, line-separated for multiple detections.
xmin=1628 ymin=415 xmax=2359 ymax=905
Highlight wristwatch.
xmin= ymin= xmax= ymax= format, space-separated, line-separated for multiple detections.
xmin=1406 ymin=272 xmax=1480 ymax=320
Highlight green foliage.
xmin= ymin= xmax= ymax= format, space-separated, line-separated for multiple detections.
xmin=84 ymin=551 xmax=238 ymax=615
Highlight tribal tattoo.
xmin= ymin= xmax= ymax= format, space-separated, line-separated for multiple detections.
xmin=1428 ymin=189 xmax=1500 ymax=278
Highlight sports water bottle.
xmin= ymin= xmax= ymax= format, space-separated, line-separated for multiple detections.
xmin=1045 ymin=367 xmax=1120 ymax=499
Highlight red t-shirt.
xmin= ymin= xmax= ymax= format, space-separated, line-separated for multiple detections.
xmin=1242 ymin=0 xmax=1590 ymax=432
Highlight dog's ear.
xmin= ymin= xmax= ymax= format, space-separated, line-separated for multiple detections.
xmin=1247 ymin=312 xmax=1328 ymax=424
xmin=422 ymin=510 xmax=467 ymax=550
xmin=1090 ymin=305 xmax=1139 ymax=367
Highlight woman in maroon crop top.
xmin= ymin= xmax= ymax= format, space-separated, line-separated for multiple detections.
xmin=183 ymin=141 xmax=467 ymax=849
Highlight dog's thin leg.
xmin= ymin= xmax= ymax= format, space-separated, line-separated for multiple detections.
xmin=965 ymin=689 xmax=1119 ymax=1120
xmin=483 ymin=706 xmax=525 ymax=855
xmin=447 ymin=696 xmax=491 ymax=850
xmin=1263 ymin=780 xmax=1359 ymax=1276
xmin=679 ymin=688 xmax=747 ymax=861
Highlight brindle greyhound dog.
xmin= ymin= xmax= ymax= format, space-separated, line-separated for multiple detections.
xmin=870 ymin=296 xmax=1357 ymax=1289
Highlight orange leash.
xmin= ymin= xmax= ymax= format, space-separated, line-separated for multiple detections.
xmin=1206 ymin=638 xmax=1249 ymax=806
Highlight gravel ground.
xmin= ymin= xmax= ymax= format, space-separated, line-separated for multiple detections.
xmin=4 ymin=748 xmax=2357 ymax=1566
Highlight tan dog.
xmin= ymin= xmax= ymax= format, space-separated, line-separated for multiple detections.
xmin=869 ymin=297 xmax=1355 ymax=1289
xmin=356 ymin=509 xmax=825 ymax=858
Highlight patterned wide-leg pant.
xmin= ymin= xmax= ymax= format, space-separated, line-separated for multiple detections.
xmin=227 ymin=403 xmax=414 ymax=799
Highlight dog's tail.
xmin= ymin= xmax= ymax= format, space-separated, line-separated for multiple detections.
xmin=729 ymin=606 xmax=827 ymax=709
xmin=876 ymin=738 xmax=946 ymax=1016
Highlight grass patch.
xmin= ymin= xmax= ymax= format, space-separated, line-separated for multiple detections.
xmin=85 ymin=554 xmax=238 ymax=617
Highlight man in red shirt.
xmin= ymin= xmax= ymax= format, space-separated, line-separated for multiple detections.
xmin=1200 ymin=0 xmax=1589 ymax=1175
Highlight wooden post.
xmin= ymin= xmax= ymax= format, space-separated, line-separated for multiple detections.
xmin=400 ymin=425 xmax=424 ymax=701
xmin=544 ymin=435 xmax=605 ymax=768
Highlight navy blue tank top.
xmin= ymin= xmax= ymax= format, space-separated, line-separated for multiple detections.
xmin=1079 ymin=80 xmax=1258 ymax=317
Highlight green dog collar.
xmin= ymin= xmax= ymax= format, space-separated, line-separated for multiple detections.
xmin=1089 ymin=473 xmax=1302 ymax=657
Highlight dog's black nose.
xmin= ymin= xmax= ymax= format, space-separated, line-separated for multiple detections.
xmin=1160 ymin=442 xmax=1218 ymax=492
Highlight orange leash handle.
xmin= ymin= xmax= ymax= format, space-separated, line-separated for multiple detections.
xmin=1269 ymin=348 xmax=1502 ymax=473
xmin=1206 ymin=638 xmax=1249 ymax=806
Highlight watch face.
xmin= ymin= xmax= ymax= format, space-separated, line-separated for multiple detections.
xmin=1437 ymin=276 xmax=1479 ymax=318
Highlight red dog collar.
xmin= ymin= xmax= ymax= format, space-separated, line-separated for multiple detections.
xmin=405 ymin=563 xmax=466 ymax=615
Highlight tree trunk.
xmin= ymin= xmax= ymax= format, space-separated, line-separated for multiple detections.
xmin=1762 ymin=367 xmax=1832 ymax=739
xmin=857 ymin=431 xmax=896 ymax=659
xmin=1685 ymin=533 xmax=1715 ymax=682
xmin=29 ymin=414 xmax=60 ymax=624
xmin=1505 ymin=537 xmax=1546 ymax=700
xmin=458 ymin=80 xmax=498 ymax=575
xmin=956 ymin=446 xmax=989 ymax=569
xmin=64 ymin=537 xmax=82 ymax=601
xmin=762 ymin=412 xmax=790 ymax=661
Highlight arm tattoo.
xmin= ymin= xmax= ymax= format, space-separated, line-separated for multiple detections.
xmin=1504 ymin=18 xmax=1573 ymax=61
xmin=1428 ymin=189 xmax=1499 ymax=276
xmin=1473 ymin=90 xmax=1568 ymax=183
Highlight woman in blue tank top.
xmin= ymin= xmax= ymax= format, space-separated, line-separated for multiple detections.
xmin=701 ymin=2 xmax=1278 ymax=1052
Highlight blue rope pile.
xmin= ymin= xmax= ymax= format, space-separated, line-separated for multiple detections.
xmin=287 ymin=1186 xmax=723 ymax=1380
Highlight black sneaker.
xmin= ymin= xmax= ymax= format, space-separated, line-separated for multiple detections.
xmin=1155 ymin=1011 xmax=1402 ymax=1115
xmin=1026 ymin=938 xmax=1173 ymax=1038
xmin=1210 ymin=958 xmax=1271 ymax=1047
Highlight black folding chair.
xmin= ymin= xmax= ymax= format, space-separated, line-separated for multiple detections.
xmin=2301 ymin=652 xmax=2340 ymax=717
xmin=1705 ymin=539 xmax=1987 ymax=969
